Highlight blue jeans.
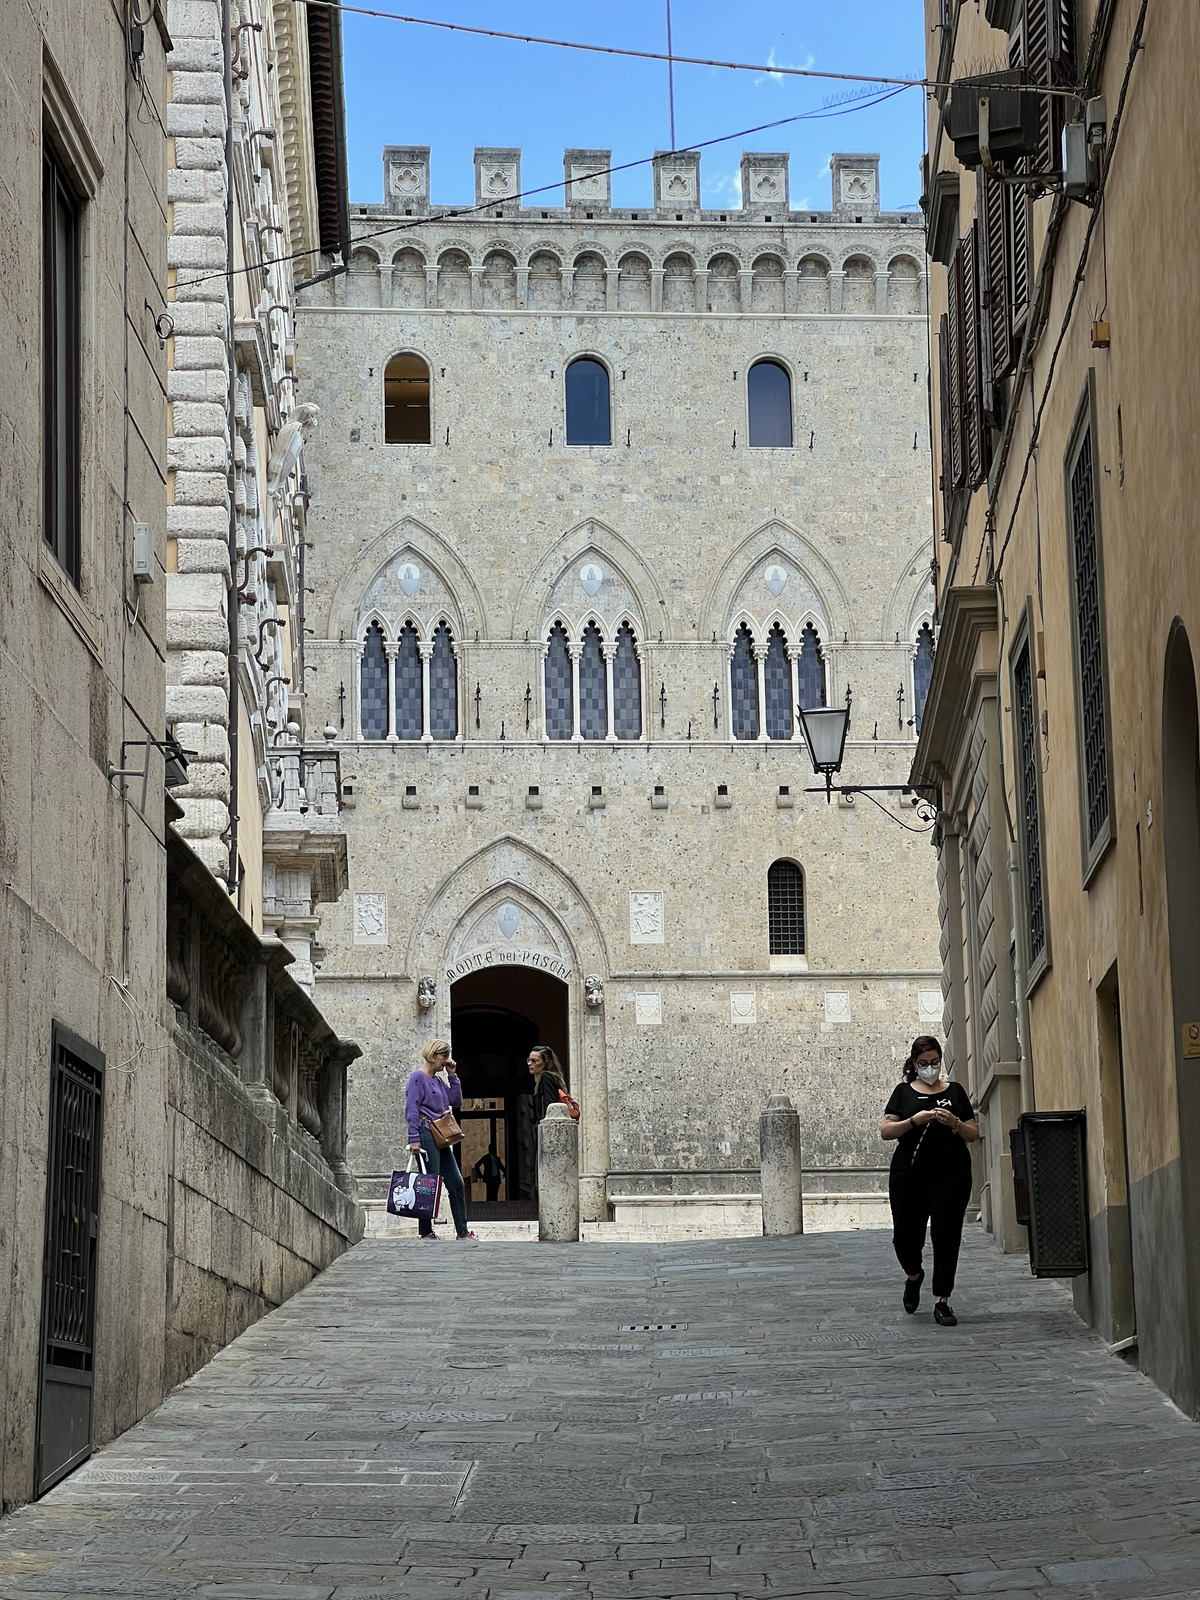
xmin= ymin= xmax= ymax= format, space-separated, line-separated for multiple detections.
xmin=418 ymin=1125 xmax=468 ymax=1237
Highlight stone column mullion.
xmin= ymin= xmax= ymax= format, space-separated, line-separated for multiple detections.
xmin=756 ymin=649 xmax=768 ymax=742
xmin=419 ymin=641 xmax=433 ymax=742
xmin=569 ymin=645 xmax=583 ymax=741
xmin=602 ymin=645 xmax=616 ymax=741
xmin=790 ymin=649 xmax=803 ymax=741
xmin=384 ymin=644 xmax=398 ymax=741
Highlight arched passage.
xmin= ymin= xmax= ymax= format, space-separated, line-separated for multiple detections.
xmin=450 ymin=965 xmax=569 ymax=1217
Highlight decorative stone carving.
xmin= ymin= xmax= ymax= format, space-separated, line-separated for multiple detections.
xmin=418 ymin=975 xmax=437 ymax=1010
xmin=765 ymin=564 xmax=787 ymax=597
xmin=824 ymin=990 xmax=851 ymax=1023
xmin=730 ymin=990 xmax=757 ymax=1025
xmin=579 ymin=562 xmax=603 ymax=597
xmin=496 ymin=902 xmax=521 ymax=939
xmin=918 ymin=989 xmax=944 ymax=1024
xmin=634 ymin=993 xmax=662 ymax=1025
xmin=629 ymin=891 xmax=664 ymax=945
xmin=353 ymin=892 xmax=387 ymax=945
xmin=584 ymin=974 xmax=604 ymax=1009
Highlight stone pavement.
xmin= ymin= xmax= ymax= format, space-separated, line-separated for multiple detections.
xmin=2 ymin=1227 xmax=1198 ymax=1600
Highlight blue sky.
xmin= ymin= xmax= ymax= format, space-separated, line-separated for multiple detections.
xmin=341 ymin=1 xmax=929 ymax=214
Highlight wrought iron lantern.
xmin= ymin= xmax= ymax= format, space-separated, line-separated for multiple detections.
xmin=797 ymin=689 xmax=852 ymax=802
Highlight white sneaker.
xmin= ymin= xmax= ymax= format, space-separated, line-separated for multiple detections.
xmin=456 ymin=1230 xmax=480 ymax=1243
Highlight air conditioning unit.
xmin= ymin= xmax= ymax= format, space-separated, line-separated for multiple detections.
xmin=1009 ymin=1110 xmax=1089 ymax=1277
xmin=943 ymin=71 xmax=1041 ymax=171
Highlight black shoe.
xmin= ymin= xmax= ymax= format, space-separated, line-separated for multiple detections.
xmin=934 ymin=1301 xmax=957 ymax=1326
xmin=902 ymin=1269 xmax=924 ymax=1314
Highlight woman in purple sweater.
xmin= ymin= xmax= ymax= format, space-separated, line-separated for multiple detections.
xmin=407 ymin=1040 xmax=477 ymax=1242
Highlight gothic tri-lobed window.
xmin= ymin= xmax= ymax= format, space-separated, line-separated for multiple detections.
xmin=578 ymin=622 xmax=607 ymax=739
xmin=730 ymin=624 xmax=759 ymax=740
xmin=545 ymin=623 xmax=573 ymax=739
xmin=360 ymin=622 xmax=388 ymax=738
xmin=395 ymin=622 xmax=422 ymax=740
xmin=768 ymin=859 xmax=806 ymax=955
xmin=764 ymin=625 xmax=793 ymax=740
xmin=796 ymin=624 xmax=826 ymax=710
xmin=429 ymin=622 xmax=457 ymax=739
xmin=747 ymin=359 xmax=792 ymax=448
xmin=913 ymin=623 xmax=935 ymax=733
xmin=613 ymin=623 xmax=642 ymax=738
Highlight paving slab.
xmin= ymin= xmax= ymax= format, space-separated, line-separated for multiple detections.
xmin=0 ymin=1228 xmax=1195 ymax=1596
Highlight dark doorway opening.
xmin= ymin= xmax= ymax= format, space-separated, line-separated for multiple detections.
xmin=450 ymin=967 xmax=569 ymax=1220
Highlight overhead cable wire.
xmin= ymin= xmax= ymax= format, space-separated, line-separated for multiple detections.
xmin=174 ymin=83 xmax=913 ymax=293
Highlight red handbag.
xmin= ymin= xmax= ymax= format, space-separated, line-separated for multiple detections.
xmin=558 ymin=1088 xmax=581 ymax=1122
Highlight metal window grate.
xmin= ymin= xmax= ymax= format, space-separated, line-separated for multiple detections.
xmin=768 ymin=859 xmax=805 ymax=955
xmin=730 ymin=625 xmax=759 ymax=739
xmin=360 ymin=623 xmax=388 ymax=738
xmin=1014 ymin=640 xmax=1046 ymax=963
xmin=1070 ymin=427 xmax=1109 ymax=848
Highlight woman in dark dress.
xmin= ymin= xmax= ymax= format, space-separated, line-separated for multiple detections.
xmin=881 ymin=1035 xmax=978 ymax=1326
xmin=527 ymin=1045 xmax=567 ymax=1122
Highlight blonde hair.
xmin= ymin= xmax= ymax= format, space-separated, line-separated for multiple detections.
xmin=421 ymin=1038 xmax=451 ymax=1064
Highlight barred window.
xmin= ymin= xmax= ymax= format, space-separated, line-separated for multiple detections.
xmin=913 ymin=624 xmax=935 ymax=733
xmin=613 ymin=622 xmax=642 ymax=739
xmin=578 ymin=622 xmax=607 ymax=740
xmin=768 ymin=859 xmax=806 ymax=955
xmin=797 ymin=624 xmax=826 ymax=709
xmin=1014 ymin=638 xmax=1046 ymax=966
xmin=730 ymin=624 xmax=759 ymax=740
xmin=395 ymin=622 xmax=422 ymax=740
xmin=429 ymin=622 xmax=457 ymax=740
xmin=545 ymin=623 xmax=573 ymax=739
xmin=1068 ymin=422 xmax=1110 ymax=853
xmin=360 ymin=623 xmax=388 ymax=738
xmin=764 ymin=625 xmax=792 ymax=740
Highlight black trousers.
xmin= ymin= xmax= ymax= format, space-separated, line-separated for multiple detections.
xmin=889 ymin=1165 xmax=972 ymax=1299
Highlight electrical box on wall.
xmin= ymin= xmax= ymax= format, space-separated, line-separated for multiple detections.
xmin=132 ymin=524 xmax=155 ymax=585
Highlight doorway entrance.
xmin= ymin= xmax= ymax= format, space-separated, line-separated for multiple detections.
xmin=449 ymin=967 xmax=569 ymax=1220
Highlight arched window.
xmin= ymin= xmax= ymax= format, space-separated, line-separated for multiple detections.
xmin=747 ymin=359 xmax=792 ymax=447
xmin=613 ymin=623 xmax=642 ymax=738
xmin=797 ymin=624 xmax=826 ymax=709
xmin=913 ymin=623 xmax=935 ymax=733
xmin=578 ymin=622 xmax=607 ymax=739
xmin=360 ymin=622 xmax=388 ymax=739
xmin=764 ymin=625 xmax=793 ymax=740
xmin=565 ymin=357 xmax=611 ymax=445
xmin=395 ymin=622 xmax=421 ymax=740
xmin=730 ymin=624 xmax=759 ymax=740
xmin=768 ymin=860 xmax=806 ymax=955
xmin=429 ymin=622 xmax=458 ymax=739
xmin=545 ymin=623 xmax=573 ymax=739
xmin=384 ymin=353 xmax=430 ymax=444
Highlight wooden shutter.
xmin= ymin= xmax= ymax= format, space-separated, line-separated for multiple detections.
xmin=1019 ymin=0 xmax=1076 ymax=173
xmin=1009 ymin=183 xmax=1032 ymax=332
xmin=978 ymin=170 xmax=1012 ymax=410
xmin=938 ymin=313 xmax=954 ymax=528
xmin=962 ymin=222 xmax=990 ymax=488
xmin=946 ymin=247 xmax=965 ymax=494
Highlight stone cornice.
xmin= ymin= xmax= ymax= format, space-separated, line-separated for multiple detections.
xmin=909 ymin=585 xmax=998 ymax=788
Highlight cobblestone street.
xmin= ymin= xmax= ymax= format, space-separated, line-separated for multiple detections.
xmin=2 ymin=1228 xmax=1197 ymax=1600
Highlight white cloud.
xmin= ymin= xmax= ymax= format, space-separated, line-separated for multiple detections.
xmin=754 ymin=45 xmax=816 ymax=87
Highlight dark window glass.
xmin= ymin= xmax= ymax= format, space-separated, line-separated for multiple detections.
xmin=545 ymin=623 xmax=573 ymax=739
xmin=43 ymin=148 xmax=81 ymax=584
xmin=913 ymin=624 xmax=935 ymax=732
xmin=578 ymin=622 xmax=607 ymax=739
xmin=730 ymin=624 xmax=759 ymax=740
xmin=768 ymin=859 xmax=806 ymax=955
xmin=395 ymin=623 xmax=422 ymax=739
xmin=613 ymin=622 xmax=642 ymax=739
xmin=429 ymin=622 xmax=457 ymax=739
xmin=384 ymin=353 xmax=431 ymax=443
xmin=1069 ymin=426 xmax=1109 ymax=849
xmin=764 ymin=625 xmax=793 ymax=740
xmin=1014 ymin=639 xmax=1046 ymax=964
xmin=747 ymin=359 xmax=792 ymax=448
xmin=565 ymin=357 xmax=611 ymax=445
xmin=360 ymin=623 xmax=388 ymax=738
xmin=797 ymin=624 xmax=826 ymax=709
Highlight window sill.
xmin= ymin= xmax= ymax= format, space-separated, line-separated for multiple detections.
xmin=37 ymin=544 xmax=102 ymax=661
xmin=769 ymin=955 xmax=808 ymax=972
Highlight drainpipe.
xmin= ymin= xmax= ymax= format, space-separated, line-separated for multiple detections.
xmin=223 ymin=0 xmax=239 ymax=895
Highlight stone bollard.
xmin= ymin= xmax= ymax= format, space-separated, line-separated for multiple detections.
xmin=538 ymin=1102 xmax=580 ymax=1242
xmin=760 ymin=1092 xmax=804 ymax=1236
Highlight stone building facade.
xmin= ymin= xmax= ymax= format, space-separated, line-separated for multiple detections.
xmin=297 ymin=146 xmax=942 ymax=1229
xmin=914 ymin=0 xmax=1200 ymax=1413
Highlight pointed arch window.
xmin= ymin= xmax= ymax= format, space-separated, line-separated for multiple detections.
xmin=768 ymin=859 xmax=806 ymax=955
xmin=730 ymin=625 xmax=759 ymax=740
xmin=395 ymin=623 xmax=422 ymax=740
xmin=565 ymin=357 xmax=611 ymax=445
xmin=796 ymin=624 xmax=826 ymax=710
xmin=384 ymin=353 xmax=431 ymax=443
xmin=578 ymin=622 xmax=607 ymax=740
xmin=429 ymin=622 xmax=458 ymax=739
xmin=613 ymin=623 xmax=642 ymax=739
xmin=545 ymin=623 xmax=573 ymax=739
xmin=360 ymin=622 xmax=388 ymax=739
xmin=748 ymin=359 xmax=792 ymax=448
xmin=913 ymin=623 xmax=935 ymax=733
xmin=764 ymin=625 xmax=793 ymax=740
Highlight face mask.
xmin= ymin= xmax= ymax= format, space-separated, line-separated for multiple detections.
xmin=916 ymin=1063 xmax=942 ymax=1085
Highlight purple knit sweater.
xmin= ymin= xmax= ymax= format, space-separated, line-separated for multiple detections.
xmin=405 ymin=1068 xmax=462 ymax=1144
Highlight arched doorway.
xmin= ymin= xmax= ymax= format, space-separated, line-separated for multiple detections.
xmin=1163 ymin=620 xmax=1200 ymax=1408
xmin=450 ymin=966 xmax=569 ymax=1220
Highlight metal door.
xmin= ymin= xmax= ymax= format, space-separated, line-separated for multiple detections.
xmin=35 ymin=1023 xmax=104 ymax=1495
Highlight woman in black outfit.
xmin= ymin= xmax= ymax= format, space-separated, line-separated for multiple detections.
xmin=527 ymin=1045 xmax=567 ymax=1122
xmin=881 ymin=1035 xmax=978 ymax=1326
